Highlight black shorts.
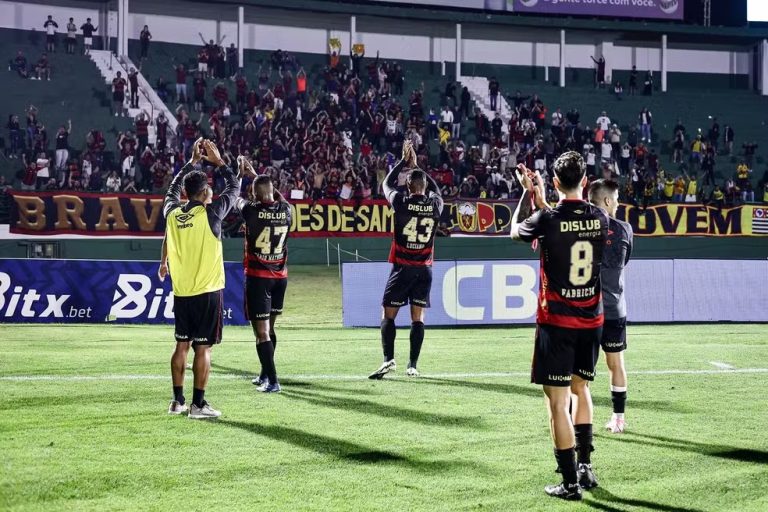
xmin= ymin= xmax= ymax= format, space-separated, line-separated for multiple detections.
xmin=46 ymin=34 xmax=55 ymax=44
xmin=531 ymin=324 xmax=602 ymax=387
xmin=601 ymin=317 xmax=627 ymax=353
xmin=113 ymin=92 xmax=124 ymax=102
xmin=245 ymin=276 xmax=287 ymax=321
xmin=174 ymin=290 xmax=223 ymax=346
xmin=382 ymin=264 xmax=432 ymax=308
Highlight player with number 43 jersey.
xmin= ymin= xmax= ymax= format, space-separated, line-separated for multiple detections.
xmin=369 ymin=141 xmax=443 ymax=380
xmin=235 ymin=157 xmax=291 ymax=394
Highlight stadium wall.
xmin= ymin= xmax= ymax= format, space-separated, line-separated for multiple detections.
xmin=0 ymin=0 xmax=752 ymax=88
xmin=0 ymin=237 xmax=766 ymax=263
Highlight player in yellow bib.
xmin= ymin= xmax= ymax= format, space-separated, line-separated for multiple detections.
xmin=163 ymin=138 xmax=241 ymax=419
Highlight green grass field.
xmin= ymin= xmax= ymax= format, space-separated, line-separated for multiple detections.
xmin=1 ymin=267 xmax=767 ymax=512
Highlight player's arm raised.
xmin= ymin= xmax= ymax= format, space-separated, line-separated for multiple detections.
xmin=206 ymin=140 xmax=242 ymax=221
xmin=510 ymin=164 xmax=543 ymax=241
xmin=163 ymin=137 xmax=203 ymax=218
xmin=382 ymin=141 xmax=411 ymax=205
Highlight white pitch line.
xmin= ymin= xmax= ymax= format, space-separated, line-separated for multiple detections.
xmin=1 ymin=368 xmax=768 ymax=382
xmin=709 ymin=361 xmax=735 ymax=370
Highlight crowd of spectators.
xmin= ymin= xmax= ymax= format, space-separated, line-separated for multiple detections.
xmin=4 ymin=28 xmax=768 ymax=208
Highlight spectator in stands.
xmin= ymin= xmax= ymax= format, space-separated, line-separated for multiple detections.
xmin=724 ymin=124 xmax=734 ymax=156
xmin=112 ymin=71 xmax=127 ymax=116
xmin=763 ymin=182 xmax=768 ymax=204
xmin=35 ymin=151 xmax=50 ymax=189
xmin=596 ymin=111 xmax=611 ymax=133
xmin=128 ymin=67 xmax=140 ymax=109
xmin=35 ymin=53 xmax=51 ymax=81
xmin=639 ymin=107 xmax=652 ymax=144
xmin=673 ymin=175 xmax=685 ymax=202
xmin=65 ymin=18 xmax=77 ymax=55
xmin=629 ymin=66 xmax=638 ymax=96
xmin=192 ymin=72 xmax=206 ymax=112
xmin=123 ymin=178 xmax=138 ymax=193
xmin=227 ymin=43 xmax=238 ymax=78
xmin=701 ymin=147 xmax=716 ymax=186
xmin=444 ymin=81 xmax=456 ymax=106
xmin=106 ymin=171 xmax=121 ymax=192
xmin=155 ymin=111 xmax=169 ymax=151
xmin=672 ymin=128 xmax=685 ymax=164
xmin=173 ymin=64 xmax=187 ymax=104
xmin=742 ymin=141 xmax=757 ymax=168
xmin=19 ymin=154 xmax=37 ymax=191
xmin=80 ymin=18 xmax=97 ymax=54
xmin=140 ymin=25 xmax=152 ymax=60
xmin=613 ymin=81 xmax=623 ymax=100
xmin=7 ymin=115 xmax=22 ymax=159
xmin=591 ymin=55 xmax=606 ymax=88
xmin=43 ymin=15 xmax=58 ymax=53
xmin=711 ymin=185 xmax=724 ymax=208
xmin=684 ymin=173 xmax=698 ymax=203
xmin=135 ymin=111 xmax=151 ymax=154
xmin=54 ymin=119 xmax=72 ymax=172
xmin=11 ymin=50 xmax=29 ymax=78
xmin=460 ymin=86 xmax=471 ymax=120
xmin=643 ymin=70 xmax=654 ymax=95
xmin=708 ymin=118 xmax=720 ymax=154
xmin=488 ymin=77 xmax=500 ymax=111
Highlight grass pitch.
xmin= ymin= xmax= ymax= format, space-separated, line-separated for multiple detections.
xmin=1 ymin=266 xmax=767 ymax=512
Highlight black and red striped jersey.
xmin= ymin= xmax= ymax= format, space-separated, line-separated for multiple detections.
xmin=517 ymin=199 xmax=609 ymax=329
xmin=238 ymin=199 xmax=291 ymax=279
xmin=388 ymin=192 xmax=444 ymax=267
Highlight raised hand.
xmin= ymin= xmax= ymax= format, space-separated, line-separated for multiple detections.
xmin=531 ymin=170 xmax=550 ymax=210
xmin=190 ymin=137 xmax=204 ymax=164
xmin=515 ymin=163 xmax=534 ymax=192
xmin=237 ymin=155 xmax=257 ymax=178
xmin=202 ymin=139 xmax=225 ymax=167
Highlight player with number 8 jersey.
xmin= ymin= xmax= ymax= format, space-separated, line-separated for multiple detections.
xmin=235 ymin=159 xmax=292 ymax=393
xmin=510 ymin=152 xmax=608 ymax=501
xmin=369 ymin=141 xmax=444 ymax=380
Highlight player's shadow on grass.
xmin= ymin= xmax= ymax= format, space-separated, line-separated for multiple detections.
xmin=416 ymin=378 xmax=687 ymax=413
xmin=209 ymin=364 xmax=376 ymax=395
xmin=585 ymin=487 xmax=705 ymax=512
xmin=219 ymin=420 xmax=469 ymax=473
xmin=609 ymin=432 xmax=768 ymax=464
xmin=280 ymin=388 xmax=484 ymax=428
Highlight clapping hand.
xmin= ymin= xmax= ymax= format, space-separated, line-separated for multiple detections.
xmin=202 ymin=139 xmax=225 ymax=167
xmin=237 ymin=155 xmax=257 ymax=178
xmin=190 ymin=137 xmax=204 ymax=164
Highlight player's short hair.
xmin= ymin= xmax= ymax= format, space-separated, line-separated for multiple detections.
xmin=183 ymin=171 xmax=208 ymax=198
xmin=254 ymin=175 xmax=273 ymax=191
xmin=252 ymin=174 xmax=273 ymax=199
xmin=588 ymin=179 xmax=620 ymax=203
xmin=553 ymin=151 xmax=586 ymax=191
xmin=407 ymin=169 xmax=426 ymax=190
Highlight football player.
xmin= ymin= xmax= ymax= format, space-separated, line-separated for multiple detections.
xmin=588 ymin=179 xmax=633 ymax=433
xmin=235 ymin=157 xmax=291 ymax=393
xmin=369 ymin=141 xmax=443 ymax=379
xmin=510 ymin=153 xmax=609 ymax=500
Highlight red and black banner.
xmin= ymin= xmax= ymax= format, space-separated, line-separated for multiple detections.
xmin=9 ymin=192 xmax=767 ymax=237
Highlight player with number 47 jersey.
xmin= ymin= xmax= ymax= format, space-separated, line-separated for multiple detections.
xmin=235 ymin=158 xmax=291 ymax=394
xmin=369 ymin=141 xmax=443 ymax=381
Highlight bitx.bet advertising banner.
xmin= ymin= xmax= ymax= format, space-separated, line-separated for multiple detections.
xmin=514 ymin=0 xmax=684 ymax=20
xmin=0 ymin=259 xmax=247 ymax=324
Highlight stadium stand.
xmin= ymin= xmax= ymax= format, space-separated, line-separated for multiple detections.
xmin=3 ymin=25 xmax=768 ymax=210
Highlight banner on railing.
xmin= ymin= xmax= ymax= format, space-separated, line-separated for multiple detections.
xmin=0 ymin=259 xmax=248 ymax=325
xmin=9 ymin=192 xmax=768 ymax=237
xmin=342 ymin=259 xmax=768 ymax=327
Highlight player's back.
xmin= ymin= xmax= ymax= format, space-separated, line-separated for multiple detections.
xmin=534 ymin=200 xmax=609 ymax=328
xmin=241 ymin=200 xmax=291 ymax=279
xmin=389 ymin=192 xmax=443 ymax=266
xmin=602 ymin=217 xmax=633 ymax=320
